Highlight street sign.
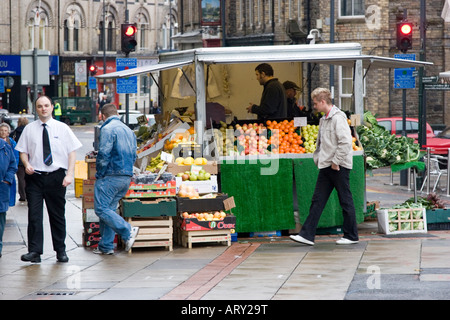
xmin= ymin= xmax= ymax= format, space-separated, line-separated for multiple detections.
xmin=394 ymin=54 xmax=416 ymax=89
xmin=424 ymin=83 xmax=450 ymax=90
xmin=88 ymin=77 xmax=97 ymax=90
xmin=422 ymin=76 xmax=438 ymax=84
xmin=116 ymin=58 xmax=138 ymax=94
xmin=0 ymin=78 xmax=4 ymax=93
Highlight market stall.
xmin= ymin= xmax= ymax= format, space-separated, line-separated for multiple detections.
xmin=96 ymin=43 xmax=433 ymax=235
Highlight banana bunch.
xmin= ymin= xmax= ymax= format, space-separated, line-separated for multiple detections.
xmin=145 ymin=153 xmax=165 ymax=173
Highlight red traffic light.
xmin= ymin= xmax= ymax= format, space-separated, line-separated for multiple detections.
xmin=121 ymin=24 xmax=138 ymax=55
xmin=400 ymin=24 xmax=412 ymax=35
xmin=89 ymin=65 xmax=98 ymax=75
xmin=124 ymin=25 xmax=137 ymax=37
xmin=396 ymin=22 xmax=413 ymax=53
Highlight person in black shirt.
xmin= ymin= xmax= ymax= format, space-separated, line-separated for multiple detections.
xmin=246 ymin=63 xmax=287 ymax=121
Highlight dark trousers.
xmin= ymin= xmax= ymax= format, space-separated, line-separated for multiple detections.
xmin=299 ymin=166 xmax=359 ymax=242
xmin=25 ymin=169 xmax=67 ymax=254
xmin=17 ymin=165 xmax=26 ymax=200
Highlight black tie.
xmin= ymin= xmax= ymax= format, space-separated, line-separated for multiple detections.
xmin=42 ymin=123 xmax=53 ymax=166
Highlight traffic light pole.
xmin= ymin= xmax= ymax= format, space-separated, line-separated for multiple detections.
xmin=418 ymin=0 xmax=427 ymax=149
xmin=125 ymin=6 xmax=129 ymax=127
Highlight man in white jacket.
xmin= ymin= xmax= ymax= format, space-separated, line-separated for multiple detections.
xmin=290 ymin=87 xmax=359 ymax=246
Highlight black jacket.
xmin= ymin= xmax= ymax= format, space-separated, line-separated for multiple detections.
xmin=251 ymin=78 xmax=287 ymax=121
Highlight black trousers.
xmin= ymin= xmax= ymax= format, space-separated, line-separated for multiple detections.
xmin=299 ymin=166 xmax=359 ymax=242
xmin=25 ymin=169 xmax=67 ymax=254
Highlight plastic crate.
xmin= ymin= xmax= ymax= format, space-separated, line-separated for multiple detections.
xmin=120 ymin=198 xmax=177 ymax=217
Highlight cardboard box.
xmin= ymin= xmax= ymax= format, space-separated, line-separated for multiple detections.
xmin=83 ymin=208 xmax=99 ymax=222
xmin=180 ymin=215 xmax=236 ymax=231
xmin=167 ymin=161 xmax=219 ymax=175
xmin=176 ymin=175 xmax=218 ymax=194
xmin=177 ymin=194 xmax=232 ymax=212
xmin=82 ymin=195 xmax=95 ymax=209
xmin=128 ymin=180 xmax=176 ymax=190
xmin=377 ymin=208 xmax=427 ymax=235
xmin=87 ymin=161 xmax=96 ymax=180
xmin=124 ymin=188 xmax=176 ymax=198
xmin=83 ymin=179 xmax=95 ymax=195
xmin=120 ymin=198 xmax=177 ymax=218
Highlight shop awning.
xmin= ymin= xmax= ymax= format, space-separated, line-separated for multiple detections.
xmin=97 ymin=43 xmax=432 ymax=80
xmin=95 ymin=59 xmax=193 ymax=79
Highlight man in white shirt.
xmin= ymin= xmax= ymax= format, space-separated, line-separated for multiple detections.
xmin=16 ymin=96 xmax=82 ymax=263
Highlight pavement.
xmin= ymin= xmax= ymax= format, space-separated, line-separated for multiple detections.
xmin=1 ymin=167 xmax=450 ymax=304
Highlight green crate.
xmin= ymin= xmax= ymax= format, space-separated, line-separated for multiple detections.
xmin=120 ymin=198 xmax=177 ymax=218
xmin=426 ymin=209 xmax=450 ymax=224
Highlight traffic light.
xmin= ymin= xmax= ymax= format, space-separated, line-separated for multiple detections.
xmin=89 ymin=65 xmax=98 ymax=76
xmin=121 ymin=23 xmax=137 ymax=55
xmin=396 ymin=21 xmax=413 ymax=53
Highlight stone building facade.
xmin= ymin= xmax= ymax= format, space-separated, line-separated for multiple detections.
xmin=0 ymin=0 xmax=178 ymax=114
xmin=177 ymin=0 xmax=450 ymax=125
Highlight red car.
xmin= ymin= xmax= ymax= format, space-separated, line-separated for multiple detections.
xmin=377 ymin=117 xmax=450 ymax=155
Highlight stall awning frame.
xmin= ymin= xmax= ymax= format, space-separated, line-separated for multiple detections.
xmin=97 ymin=43 xmax=432 ymax=79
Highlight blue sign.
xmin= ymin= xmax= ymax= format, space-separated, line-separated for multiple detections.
xmin=0 ymin=55 xmax=21 ymax=76
xmin=88 ymin=77 xmax=97 ymax=90
xmin=0 ymin=78 xmax=4 ymax=93
xmin=116 ymin=58 xmax=138 ymax=94
xmin=394 ymin=54 xmax=416 ymax=89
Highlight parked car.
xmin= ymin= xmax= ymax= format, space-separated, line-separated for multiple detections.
xmin=377 ymin=117 xmax=450 ymax=155
xmin=7 ymin=114 xmax=36 ymax=130
xmin=119 ymin=112 xmax=155 ymax=130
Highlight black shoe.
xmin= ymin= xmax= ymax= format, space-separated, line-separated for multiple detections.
xmin=21 ymin=252 xmax=41 ymax=263
xmin=56 ymin=251 xmax=69 ymax=263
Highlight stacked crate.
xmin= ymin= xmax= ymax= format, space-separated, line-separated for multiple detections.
xmin=120 ymin=180 xmax=177 ymax=252
xmin=82 ymin=158 xmax=99 ymax=248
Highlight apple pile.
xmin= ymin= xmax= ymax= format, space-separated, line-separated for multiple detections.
xmin=177 ymin=170 xmax=211 ymax=181
xmin=181 ymin=211 xmax=227 ymax=221
xmin=235 ymin=123 xmax=269 ymax=156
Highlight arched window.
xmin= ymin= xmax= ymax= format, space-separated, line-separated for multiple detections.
xmin=98 ymin=12 xmax=116 ymax=52
xmin=27 ymin=3 xmax=50 ymax=50
xmin=63 ymin=4 xmax=84 ymax=52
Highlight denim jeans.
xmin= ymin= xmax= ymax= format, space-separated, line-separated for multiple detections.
xmin=94 ymin=176 xmax=132 ymax=252
xmin=0 ymin=212 xmax=5 ymax=254
xmin=299 ymin=166 xmax=359 ymax=242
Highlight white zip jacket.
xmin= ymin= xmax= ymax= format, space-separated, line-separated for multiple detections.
xmin=313 ymin=105 xmax=353 ymax=170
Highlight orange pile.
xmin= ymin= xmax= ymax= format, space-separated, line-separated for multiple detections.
xmin=266 ymin=120 xmax=305 ymax=154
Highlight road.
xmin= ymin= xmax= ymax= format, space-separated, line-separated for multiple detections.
xmin=71 ymin=122 xmax=97 ymax=161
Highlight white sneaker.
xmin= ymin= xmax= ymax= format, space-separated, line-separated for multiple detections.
xmin=289 ymin=234 xmax=314 ymax=246
xmin=125 ymin=227 xmax=139 ymax=251
xmin=336 ymin=237 xmax=359 ymax=245
xmin=92 ymin=248 xmax=114 ymax=255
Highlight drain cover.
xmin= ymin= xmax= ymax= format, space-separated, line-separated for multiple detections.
xmin=35 ymin=291 xmax=77 ymax=296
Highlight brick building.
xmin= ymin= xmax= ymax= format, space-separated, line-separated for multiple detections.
xmin=0 ymin=0 xmax=177 ymax=114
xmin=177 ymin=0 xmax=450 ymax=125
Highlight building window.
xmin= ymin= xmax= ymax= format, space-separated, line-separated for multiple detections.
xmin=99 ymin=15 xmax=116 ymax=52
xmin=339 ymin=66 xmax=366 ymax=112
xmin=340 ymin=0 xmax=365 ymax=18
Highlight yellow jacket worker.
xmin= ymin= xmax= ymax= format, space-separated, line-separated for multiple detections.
xmin=54 ymin=102 xmax=62 ymax=120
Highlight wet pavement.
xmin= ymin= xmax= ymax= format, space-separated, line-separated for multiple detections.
xmin=0 ymin=167 xmax=449 ymax=302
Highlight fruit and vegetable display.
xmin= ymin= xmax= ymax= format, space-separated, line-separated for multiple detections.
xmin=357 ymin=111 xmax=421 ymax=169
xmin=181 ymin=211 xmax=227 ymax=221
xmin=212 ymin=120 xmax=320 ymax=156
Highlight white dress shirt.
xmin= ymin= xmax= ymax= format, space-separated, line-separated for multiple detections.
xmin=15 ymin=118 xmax=82 ymax=172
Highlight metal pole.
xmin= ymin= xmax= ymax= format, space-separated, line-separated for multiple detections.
xmin=33 ymin=48 xmax=38 ymax=120
xmin=447 ymin=148 xmax=450 ymax=197
xmin=426 ymin=147 xmax=431 ymax=194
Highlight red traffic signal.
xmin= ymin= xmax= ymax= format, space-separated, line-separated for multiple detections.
xmin=396 ymin=22 xmax=413 ymax=53
xmin=121 ymin=24 xmax=138 ymax=55
xmin=89 ymin=65 xmax=98 ymax=75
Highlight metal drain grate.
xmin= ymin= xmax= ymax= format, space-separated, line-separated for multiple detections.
xmin=36 ymin=291 xmax=77 ymax=296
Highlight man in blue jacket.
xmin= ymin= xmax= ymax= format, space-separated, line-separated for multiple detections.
xmin=0 ymin=138 xmax=18 ymax=258
xmin=93 ymin=104 xmax=139 ymax=254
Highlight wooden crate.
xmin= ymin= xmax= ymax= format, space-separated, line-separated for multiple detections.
xmin=126 ymin=216 xmax=173 ymax=252
xmin=181 ymin=229 xmax=231 ymax=249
